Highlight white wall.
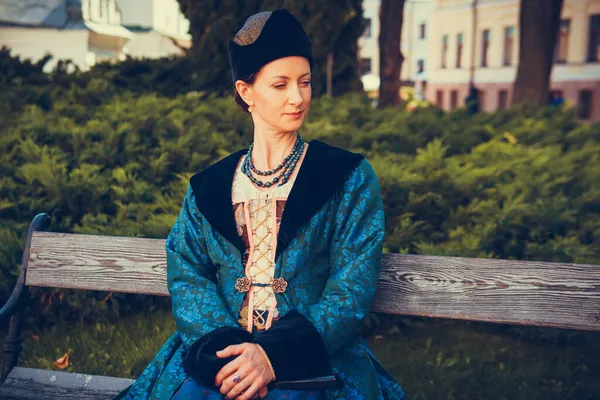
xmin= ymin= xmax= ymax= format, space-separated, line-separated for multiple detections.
xmin=0 ymin=27 xmax=90 ymax=72
xmin=85 ymin=0 xmax=122 ymax=25
xmin=116 ymin=0 xmax=189 ymax=39
xmin=151 ymin=0 xmax=189 ymax=39
xmin=359 ymin=0 xmax=435 ymax=83
xmin=402 ymin=0 xmax=435 ymax=82
xmin=359 ymin=0 xmax=381 ymax=77
xmin=124 ymin=31 xmax=185 ymax=58
xmin=115 ymin=0 xmax=154 ymax=28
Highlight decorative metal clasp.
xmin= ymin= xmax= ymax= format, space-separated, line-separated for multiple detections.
xmin=235 ymin=277 xmax=251 ymax=293
xmin=271 ymin=277 xmax=288 ymax=293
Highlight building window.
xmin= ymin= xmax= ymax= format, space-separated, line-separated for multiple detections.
xmin=588 ymin=14 xmax=600 ymax=62
xmin=578 ymin=90 xmax=593 ymax=119
xmin=436 ymin=90 xmax=444 ymax=107
xmin=555 ymin=19 xmax=570 ymax=63
xmin=417 ymin=59 xmax=425 ymax=73
xmin=456 ymin=33 xmax=464 ymax=68
xmin=481 ymin=29 xmax=490 ymax=67
xmin=441 ymin=35 xmax=448 ymax=68
xmin=363 ymin=18 xmax=372 ymax=38
xmin=419 ymin=23 xmax=426 ymax=40
xmin=359 ymin=58 xmax=372 ymax=75
xmin=498 ymin=90 xmax=509 ymax=110
xmin=503 ymin=26 xmax=515 ymax=66
xmin=450 ymin=90 xmax=458 ymax=109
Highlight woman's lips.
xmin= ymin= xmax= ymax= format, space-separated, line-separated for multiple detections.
xmin=285 ymin=110 xmax=304 ymax=118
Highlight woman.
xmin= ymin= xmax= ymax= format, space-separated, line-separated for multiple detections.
xmin=115 ymin=9 xmax=407 ymax=400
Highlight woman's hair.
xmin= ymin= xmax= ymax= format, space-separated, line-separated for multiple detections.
xmin=232 ymin=12 xmax=272 ymax=113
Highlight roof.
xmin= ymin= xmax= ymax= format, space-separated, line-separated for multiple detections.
xmin=85 ymin=20 xmax=133 ymax=39
xmin=0 ymin=0 xmax=133 ymax=39
xmin=0 ymin=0 xmax=66 ymax=27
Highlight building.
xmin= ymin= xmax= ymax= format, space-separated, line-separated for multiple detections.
xmin=0 ymin=0 xmax=191 ymax=72
xmin=427 ymin=0 xmax=600 ymax=120
xmin=0 ymin=0 xmax=133 ymax=72
xmin=116 ymin=0 xmax=191 ymax=59
xmin=358 ymin=0 xmax=435 ymax=95
xmin=359 ymin=0 xmax=382 ymax=91
xmin=401 ymin=0 xmax=436 ymax=100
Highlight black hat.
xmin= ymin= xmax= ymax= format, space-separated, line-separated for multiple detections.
xmin=228 ymin=9 xmax=313 ymax=83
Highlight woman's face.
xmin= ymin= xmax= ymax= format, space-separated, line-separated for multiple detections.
xmin=238 ymin=56 xmax=311 ymax=133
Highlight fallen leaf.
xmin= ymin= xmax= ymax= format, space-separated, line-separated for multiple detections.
xmin=53 ymin=353 xmax=69 ymax=369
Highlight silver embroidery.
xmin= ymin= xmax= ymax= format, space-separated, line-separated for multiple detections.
xmin=233 ymin=11 xmax=272 ymax=45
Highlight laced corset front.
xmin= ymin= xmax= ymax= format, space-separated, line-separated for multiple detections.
xmin=231 ymin=154 xmax=301 ymax=332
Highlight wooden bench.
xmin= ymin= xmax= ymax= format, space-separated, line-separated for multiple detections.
xmin=1 ymin=213 xmax=599 ymax=399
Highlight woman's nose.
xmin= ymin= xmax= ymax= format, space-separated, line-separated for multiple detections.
xmin=288 ymin=85 xmax=304 ymax=105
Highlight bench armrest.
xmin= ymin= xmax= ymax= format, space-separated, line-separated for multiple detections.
xmin=1 ymin=213 xmax=50 ymax=386
xmin=0 ymin=213 xmax=50 ymax=325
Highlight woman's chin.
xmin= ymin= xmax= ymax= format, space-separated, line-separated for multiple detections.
xmin=280 ymin=119 xmax=305 ymax=132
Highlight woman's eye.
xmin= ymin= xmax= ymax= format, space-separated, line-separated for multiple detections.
xmin=301 ymin=81 xmax=311 ymax=86
xmin=274 ymin=84 xmax=286 ymax=89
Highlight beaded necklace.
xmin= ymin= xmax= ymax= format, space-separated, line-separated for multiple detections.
xmin=242 ymin=134 xmax=304 ymax=188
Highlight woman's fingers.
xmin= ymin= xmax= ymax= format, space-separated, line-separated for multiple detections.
xmin=215 ymin=354 xmax=245 ymax=387
xmin=258 ymin=386 xmax=269 ymax=399
xmin=218 ymin=366 xmax=247 ymax=397
xmin=235 ymin=381 xmax=263 ymax=400
xmin=224 ymin=373 xmax=255 ymax=399
xmin=217 ymin=343 xmax=246 ymax=358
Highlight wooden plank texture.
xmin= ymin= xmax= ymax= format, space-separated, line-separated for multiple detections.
xmin=28 ymin=232 xmax=168 ymax=296
xmin=27 ymin=232 xmax=600 ymax=331
xmin=374 ymin=254 xmax=600 ymax=332
xmin=0 ymin=367 xmax=133 ymax=400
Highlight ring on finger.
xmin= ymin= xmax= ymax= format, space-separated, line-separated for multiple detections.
xmin=232 ymin=375 xmax=241 ymax=384
xmin=228 ymin=375 xmax=252 ymax=398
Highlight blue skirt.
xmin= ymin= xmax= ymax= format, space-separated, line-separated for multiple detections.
xmin=171 ymin=377 xmax=326 ymax=399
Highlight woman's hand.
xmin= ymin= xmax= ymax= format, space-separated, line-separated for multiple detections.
xmin=215 ymin=343 xmax=275 ymax=399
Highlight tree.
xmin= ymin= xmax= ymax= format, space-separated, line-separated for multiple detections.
xmin=176 ymin=0 xmax=261 ymax=93
xmin=176 ymin=0 xmax=364 ymax=96
xmin=378 ymin=0 xmax=406 ymax=108
xmin=512 ymin=0 xmax=564 ymax=105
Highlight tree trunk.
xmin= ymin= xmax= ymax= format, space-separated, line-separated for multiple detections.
xmin=512 ymin=0 xmax=563 ymax=105
xmin=378 ymin=0 xmax=406 ymax=108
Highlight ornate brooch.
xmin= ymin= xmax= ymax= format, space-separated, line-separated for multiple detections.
xmin=235 ymin=277 xmax=251 ymax=293
xmin=271 ymin=277 xmax=288 ymax=293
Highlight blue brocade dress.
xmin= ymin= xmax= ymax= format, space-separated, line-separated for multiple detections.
xmin=172 ymin=146 xmax=326 ymax=399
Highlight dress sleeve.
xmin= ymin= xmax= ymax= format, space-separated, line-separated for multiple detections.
xmin=307 ymin=158 xmax=385 ymax=355
xmin=253 ymin=159 xmax=385 ymax=380
xmin=167 ymin=185 xmax=241 ymax=349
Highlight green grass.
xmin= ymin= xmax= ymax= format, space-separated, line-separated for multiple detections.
xmin=367 ymin=317 xmax=599 ymax=399
xmin=2 ymin=311 xmax=599 ymax=399
xmin=11 ymin=309 xmax=177 ymax=378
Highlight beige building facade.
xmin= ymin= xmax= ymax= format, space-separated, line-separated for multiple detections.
xmin=427 ymin=0 xmax=600 ymax=120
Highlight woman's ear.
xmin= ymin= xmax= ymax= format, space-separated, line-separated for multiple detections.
xmin=235 ymin=80 xmax=254 ymax=109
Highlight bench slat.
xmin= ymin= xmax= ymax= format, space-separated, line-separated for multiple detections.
xmin=0 ymin=367 xmax=133 ymax=399
xmin=27 ymin=232 xmax=600 ymax=331
xmin=28 ymin=232 xmax=168 ymax=296
xmin=375 ymin=254 xmax=600 ymax=332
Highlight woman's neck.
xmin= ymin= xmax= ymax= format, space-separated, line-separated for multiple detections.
xmin=251 ymin=130 xmax=298 ymax=171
